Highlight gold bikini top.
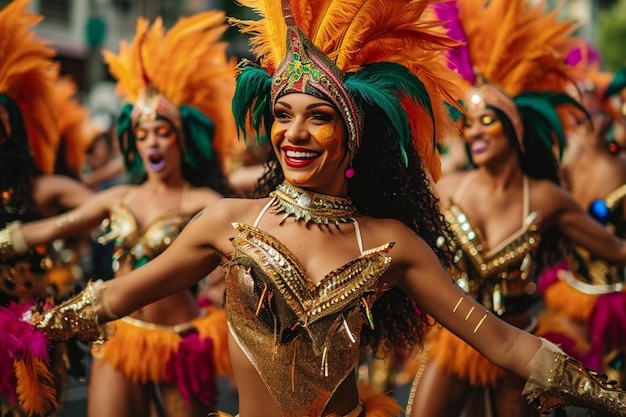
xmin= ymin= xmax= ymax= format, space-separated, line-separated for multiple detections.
xmin=98 ymin=185 xmax=191 ymax=270
xmin=225 ymin=201 xmax=393 ymax=417
xmin=561 ymin=184 xmax=626 ymax=294
xmin=443 ymin=174 xmax=542 ymax=316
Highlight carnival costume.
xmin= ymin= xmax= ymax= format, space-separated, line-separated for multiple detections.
xmin=535 ymin=48 xmax=626 ymax=387
xmin=411 ymin=0 xmax=585 ymax=407
xmin=0 ymin=1 xmax=67 ymax=415
xmin=84 ymin=12 xmax=238 ymax=409
xmin=226 ymin=0 xmax=463 ymax=414
xmin=93 ymin=184 xmax=231 ymax=407
xmin=4 ymin=0 xmax=626 ymax=416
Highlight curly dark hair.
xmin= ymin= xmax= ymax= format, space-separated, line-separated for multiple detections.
xmin=253 ymin=101 xmax=453 ymax=355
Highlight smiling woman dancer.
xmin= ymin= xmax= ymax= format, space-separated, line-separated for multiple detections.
xmin=1 ymin=10 xmax=237 ymax=417
xmin=2 ymin=0 xmax=626 ymax=417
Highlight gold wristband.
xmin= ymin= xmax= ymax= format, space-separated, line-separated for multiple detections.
xmin=31 ymin=280 xmax=113 ymax=343
xmin=0 ymin=221 xmax=28 ymax=260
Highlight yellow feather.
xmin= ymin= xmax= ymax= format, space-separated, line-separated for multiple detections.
xmin=230 ymin=0 xmax=288 ymax=71
xmin=103 ymin=11 xmax=239 ymax=173
xmin=458 ymin=0 xmax=578 ymax=97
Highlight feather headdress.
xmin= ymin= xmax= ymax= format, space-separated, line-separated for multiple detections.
xmin=230 ymin=0 xmax=465 ymax=179
xmin=0 ymin=0 xmax=60 ymax=174
xmin=435 ymin=0 xmax=582 ymax=157
xmin=102 ymin=11 xmax=240 ymax=175
xmin=53 ymin=76 xmax=91 ymax=177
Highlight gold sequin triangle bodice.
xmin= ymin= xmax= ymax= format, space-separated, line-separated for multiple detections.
xmin=98 ymin=202 xmax=190 ymax=270
xmin=225 ymin=222 xmax=393 ymax=417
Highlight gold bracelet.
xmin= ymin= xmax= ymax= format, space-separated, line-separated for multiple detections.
xmin=0 ymin=221 xmax=28 ymax=260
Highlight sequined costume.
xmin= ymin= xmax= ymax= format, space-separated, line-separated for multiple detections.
xmin=94 ymin=186 xmax=231 ymax=407
xmin=0 ymin=190 xmax=49 ymax=306
xmin=430 ymin=173 xmax=542 ymax=386
xmin=538 ymin=184 xmax=626 ymax=386
xmin=225 ymin=200 xmax=397 ymax=417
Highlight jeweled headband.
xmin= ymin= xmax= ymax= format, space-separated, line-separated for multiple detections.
xmin=271 ymin=19 xmax=363 ymax=161
xmin=131 ymin=86 xmax=184 ymax=140
xmin=467 ymin=80 xmax=525 ymax=152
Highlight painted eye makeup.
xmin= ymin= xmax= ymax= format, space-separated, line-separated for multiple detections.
xmin=311 ymin=110 xmax=334 ymax=123
xmin=135 ymin=128 xmax=147 ymax=140
xmin=479 ymin=114 xmax=496 ymax=126
xmin=272 ymin=108 xmax=290 ymax=121
xmin=156 ymin=126 xmax=173 ymax=137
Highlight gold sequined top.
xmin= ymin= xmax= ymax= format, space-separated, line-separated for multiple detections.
xmin=97 ymin=186 xmax=192 ymax=270
xmin=225 ymin=222 xmax=393 ymax=417
xmin=443 ymin=175 xmax=541 ymax=316
xmin=562 ymin=184 xmax=626 ymax=294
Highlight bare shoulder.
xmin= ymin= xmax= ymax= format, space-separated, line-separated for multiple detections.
xmin=191 ymin=197 xmax=273 ymax=229
xmin=435 ymin=170 xmax=474 ymax=202
xmin=356 ymin=216 xmax=426 ymax=252
xmin=187 ymin=186 xmax=226 ymax=212
xmin=528 ymin=178 xmax=575 ymax=216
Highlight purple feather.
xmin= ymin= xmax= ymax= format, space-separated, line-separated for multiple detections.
xmin=0 ymin=302 xmax=50 ymax=405
xmin=434 ymin=0 xmax=475 ymax=83
xmin=566 ymin=40 xmax=602 ymax=68
xmin=166 ymin=332 xmax=218 ymax=408
xmin=585 ymin=292 xmax=626 ymax=371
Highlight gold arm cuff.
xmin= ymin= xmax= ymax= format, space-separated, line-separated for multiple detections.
xmin=0 ymin=221 xmax=28 ymax=260
xmin=32 ymin=280 xmax=113 ymax=343
xmin=523 ymin=338 xmax=626 ymax=416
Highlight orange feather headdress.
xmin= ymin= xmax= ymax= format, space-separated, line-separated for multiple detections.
xmin=102 ymin=11 xmax=240 ymax=175
xmin=230 ymin=0 xmax=465 ymax=180
xmin=435 ymin=0 xmax=582 ymax=156
xmin=0 ymin=0 xmax=60 ymax=174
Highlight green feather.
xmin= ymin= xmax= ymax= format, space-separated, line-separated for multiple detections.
xmin=232 ymin=64 xmax=273 ymax=143
xmin=606 ymin=67 xmax=626 ymax=98
xmin=345 ymin=62 xmax=434 ymax=166
xmin=514 ymin=92 xmax=585 ymax=160
xmin=117 ymin=103 xmax=145 ymax=176
xmin=180 ymin=105 xmax=215 ymax=166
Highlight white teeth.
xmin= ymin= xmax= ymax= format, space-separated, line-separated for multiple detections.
xmin=285 ymin=150 xmax=318 ymax=159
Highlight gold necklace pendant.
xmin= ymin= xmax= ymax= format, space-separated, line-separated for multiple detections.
xmin=269 ymin=181 xmax=356 ymax=226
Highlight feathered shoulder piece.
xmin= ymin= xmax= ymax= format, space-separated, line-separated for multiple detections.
xmin=102 ymin=11 xmax=239 ymax=174
xmin=0 ymin=0 xmax=60 ymax=174
xmin=435 ymin=0 xmax=583 ymax=157
xmin=53 ymin=76 xmax=91 ymax=177
xmin=230 ymin=0 xmax=465 ymax=180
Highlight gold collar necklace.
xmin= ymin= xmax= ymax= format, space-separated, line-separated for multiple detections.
xmin=269 ymin=181 xmax=357 ymax=226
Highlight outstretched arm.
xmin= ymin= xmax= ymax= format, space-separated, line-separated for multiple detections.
xmin=388 ymin=224 xmax=625 ymax=416
xmin=539 ymin=182 xmax=626 ymax=264
xmin=100 ymin=208 xmax=226 ymax=320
